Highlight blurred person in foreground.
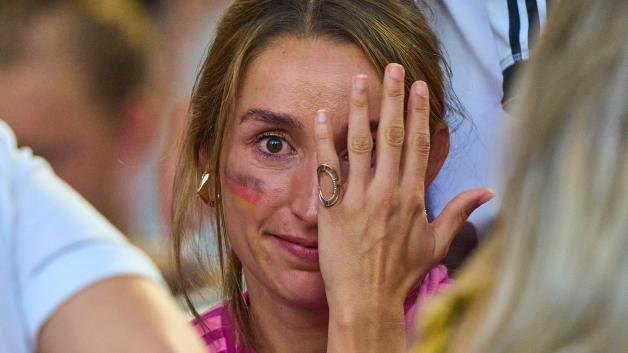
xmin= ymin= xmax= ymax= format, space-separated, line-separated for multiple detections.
xmin=0 ymin=0 xmax=160 ymax=238
xmin=413 ymin=0 xmax=628 ymax=352
xmin=0 ymin=120 xmax=206 ymax=353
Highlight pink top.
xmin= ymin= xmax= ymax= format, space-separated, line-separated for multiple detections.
xmin=194 ymin=265 xmax=449 ymax=353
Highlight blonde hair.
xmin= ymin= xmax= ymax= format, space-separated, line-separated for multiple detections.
xmin=438 ymin=1 xmax=628 ymax=352
xmin=171 ymin=0 xmax=455 ymax=348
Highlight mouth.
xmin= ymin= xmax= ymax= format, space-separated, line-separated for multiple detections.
xmin=270 ymin=233 xmax=319 ymax=262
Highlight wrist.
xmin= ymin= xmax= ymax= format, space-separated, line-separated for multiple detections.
xmin=327 ymin=288 xmax=407 ymax=315
xmin=329 ymin=298 xmax=404 ymax=325
xmin=327 ymin=302 xmax=406 ymax=353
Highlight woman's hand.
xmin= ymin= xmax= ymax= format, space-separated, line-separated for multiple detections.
xmin=316 ymin=63 xmax=493 ymax=353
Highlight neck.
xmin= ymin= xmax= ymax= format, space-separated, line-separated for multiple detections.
xmin=246 ymin=274 xmax=329 ymax=353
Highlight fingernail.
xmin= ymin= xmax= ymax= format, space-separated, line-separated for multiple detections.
xmin=479 ymin=189 xmax=495 ymax=204
xmin=415 ymin=81 xmax=427 ymax=97
xmin=387 ymin=64 xmax=404 ymax=81
xmin=317 ymin=109 xmax=327 ymax=124
xmin=353 ymin=74 xmax=367 ymax=91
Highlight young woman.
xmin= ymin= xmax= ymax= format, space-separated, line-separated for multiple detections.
xmin=172 ymin=1 xmax=492 ymax=352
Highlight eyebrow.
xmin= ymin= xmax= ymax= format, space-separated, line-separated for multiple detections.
xmin=239 ymin=108 xmax=379 ymax=141
xmin=239 ymin=108 xmax=304 ymax=130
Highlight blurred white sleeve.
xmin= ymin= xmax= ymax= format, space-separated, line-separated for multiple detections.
xmin=0 ymin=120 xmax=165 ymax=352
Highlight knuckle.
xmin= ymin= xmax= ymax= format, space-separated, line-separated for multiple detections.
xmin=386 ymin=86 xmax=405 ymax=99
xmin=408 ymin=163 xmax=424 ymax=178
xmin=384 ymin=126 xmax=405 ymax=147
xmin=458 ymin=207 xmax=471 ymax=223
xmin=349 ymin=133 xmax=373 ymax=154
xmin=403 ymin=191 xmax=421 ymax=208
xmin=316 ymin=128 xmax=331 ymax=141
xmin=412 ymin=132 xmax=431 ymax=154
xmin=390 ymin=195 xmax=402 ymax=210
xmin=351 ymin=94 xmax=368 ymax=109
xmin=378 ymin=188 xmax=390 ymax=200
xmin=379 ymin=189 xmax=400 ymax=209
xmin=412 ymin=103 xmax=430 ymax=115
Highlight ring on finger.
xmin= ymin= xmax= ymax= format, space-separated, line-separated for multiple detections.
xmin=317 ymin=163 xmax=342 ymax=208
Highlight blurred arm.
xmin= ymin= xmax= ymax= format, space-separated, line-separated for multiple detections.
xmin=37 ymin=276 xmax=206 ymax=353
xmin=0 ymin=121 xmax=205 ymax=353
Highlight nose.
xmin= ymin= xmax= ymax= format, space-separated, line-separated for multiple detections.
xmin=290 ymin=157 xmax=319 ymax=226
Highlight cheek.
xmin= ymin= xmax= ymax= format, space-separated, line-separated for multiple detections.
xmin=222 ymin=169 xmax=292 ymax=212
xmin=224 ymin=178 xmax=264 ymax=211
xmin=220 ymin=154 xmax=295 ymax=232
xmin=220 ymin=162 xmax=295 ymax=269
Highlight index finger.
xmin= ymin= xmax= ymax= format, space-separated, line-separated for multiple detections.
xmin=315 ymin=109 xmax=342 ymax=208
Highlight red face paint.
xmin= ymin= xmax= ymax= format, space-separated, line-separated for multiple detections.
xmin=224 ymin=178 xmax=263 ymax=210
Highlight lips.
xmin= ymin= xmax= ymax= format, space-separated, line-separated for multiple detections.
xmin=271 ymin=233 xmax=319 ymax=262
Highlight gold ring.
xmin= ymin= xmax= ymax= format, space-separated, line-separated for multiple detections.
xmin=317 ymin=164 xmax=342 ymax=208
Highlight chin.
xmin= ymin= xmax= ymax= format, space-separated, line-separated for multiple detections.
xmin=275 ymin=269 xmax=328 ymax=309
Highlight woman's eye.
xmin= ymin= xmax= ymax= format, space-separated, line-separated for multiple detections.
xmin=266 ymin=136 xmax=283 ymax=153
xmin=257 ymin=134 xmax=293 ymax=156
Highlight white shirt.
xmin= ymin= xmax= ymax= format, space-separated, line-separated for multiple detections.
xmin=425 ymin=0 xmax=505 ymax=236
xmin=487 ymin=0 xmax=547 ymax=72
xmin=425 ymin=0 xmax=546 ymax=237
xmin=0 ymin=121 xmax=164 ymax=353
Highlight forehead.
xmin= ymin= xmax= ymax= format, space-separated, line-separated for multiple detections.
xmin=236 ymin=36 xmax=382 ymax=128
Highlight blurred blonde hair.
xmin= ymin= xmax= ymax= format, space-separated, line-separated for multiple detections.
xmin=430 ymin=1 xmax=628 ymax=352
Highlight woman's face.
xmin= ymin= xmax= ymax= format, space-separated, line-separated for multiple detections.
xmin=220 ymin=37 xmax=384 ymax=308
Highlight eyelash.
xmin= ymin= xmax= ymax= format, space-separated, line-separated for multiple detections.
xmin=254 ymin=131 xmax=296 ymax=160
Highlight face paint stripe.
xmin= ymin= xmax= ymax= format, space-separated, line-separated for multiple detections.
xmin=224 ymin=178 xmax=262 ymax=210
xmin=225 ymin=188 xmax=257 ymax=211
